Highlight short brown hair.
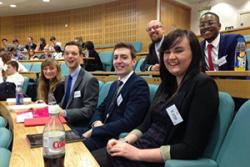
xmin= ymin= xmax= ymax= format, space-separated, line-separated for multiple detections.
xmin=113 ymin=42 xmax=136 ymax=59
xmin=64 ymin=41 xmax=82 ymax=55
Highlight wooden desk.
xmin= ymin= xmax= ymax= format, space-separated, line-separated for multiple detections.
xmin=0 ymin=102 xmax=99 ymax=167
xmin=20 ymin=72 xmax=39 ymax=80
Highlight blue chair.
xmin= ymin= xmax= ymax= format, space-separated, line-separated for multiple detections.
xmin=148 ymin=84 xmax=159 ymax=103
xmin=0 ymin=147 xmax=11 ymax=167
xmin=0 ymin=116 xmax=7 ymax=127
xmin=246 ymin=48 xmax=250 ymax=70
xmin=130 ymin=41 xmax=142 ymax=53
xmin=243 ymin=35 xmax=250 ymax=41
xmin=134 ymin=57 xmax=145 ymax=72
xmin=22 ymin=76 xmax=29 ymax=95
xmin=0 ymin=127 xmax=12 ymax=148
xmin=21 ymin=63 xmax=32 ymax=71
xmin=165 ymin=92 xmax=235 ymax=167
xmin=97 ymin=81 xmax=113 ymax=107
xmin=30 ymin=63 xmax=41 ymax=73
xmin=60 ymin=63 xmax=69 ymax=76
xmin=99 ymin=51 xmax=113 ymax=71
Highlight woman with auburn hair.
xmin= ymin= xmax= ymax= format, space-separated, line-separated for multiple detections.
xmin=37 ymin=59 xmax=64 ymax=104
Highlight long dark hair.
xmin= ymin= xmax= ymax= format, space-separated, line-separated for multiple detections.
xmin=157 ymin=29 xmax=202 ymax=98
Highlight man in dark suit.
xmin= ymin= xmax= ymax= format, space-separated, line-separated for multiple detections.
xmin=82 ymin=42 xmax=150 ymax=151
xmin=140 ymin=20 xmax=164 ymax=71
xmin=25 ymin=36 xmax=37 ymax=51
xmin=59 ymin=41 xmax=99 ymax=135
xmin=200 ymin=12 xmax=245 ymax=71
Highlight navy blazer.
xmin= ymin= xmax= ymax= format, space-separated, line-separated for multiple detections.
xmin=140 ymin=42 xmax=159 ymax=71
xmin=200 ymin=34 xmax=244 ymax=70
xmin=90 ymin=73 xmax=150 ymax=139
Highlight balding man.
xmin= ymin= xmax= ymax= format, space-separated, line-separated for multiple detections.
xmin=140 ymin=20 xmax=164 ymax=71
xmin=200 ymin=12 xmax=245 ymax=71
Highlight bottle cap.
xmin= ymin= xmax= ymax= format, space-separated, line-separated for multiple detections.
xmin=48 ymin=105 xmax=60 ymax=114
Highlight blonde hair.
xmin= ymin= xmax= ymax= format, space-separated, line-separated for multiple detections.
xmin=37 ymin=59 xmax=64 ymax=103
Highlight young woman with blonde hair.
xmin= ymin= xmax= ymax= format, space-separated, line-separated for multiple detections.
xmin=37 ymin=59 xmax=64 ymax=104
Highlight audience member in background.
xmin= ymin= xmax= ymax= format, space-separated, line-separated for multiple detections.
xmin=5 ymin=60 xmax=24 ymax=87
xmin=25 ymin=36 xmax=37 ymax=51
xmin=40 ymin=46 xmax=53 ymax=59
xmin=1 ymin=51 xmax=27 ymax=72
xmin=47 ymin=36 xmax=62 ymax=51
xmin=140 ymin=20 xmax=165 ymax=71
xmin=37 ymin=59 xmax=64 ymax=104
xmin=200 ymin=12 xmax=245 ymax=71
xmin=53 ymin=45 xmax=63 ymax=59
xmin=58 ymin=41 xmax=99 ymax=135
xmin=1 ymin=38 xmax=9 ymax=50
xmin=13 ymin=38 xmax=25 ymax=51
xmin=83 ymin=42 xmax=150 ymax=151
xmin=94 ymin=29 xmax=219 ymax=167
xmin=28 ymin=49 xmax=39 ymax=60
xmin=35 ymin=37 xmax=47 ymax=52
xmin=84 ymin=41 xmax=103 ymax=71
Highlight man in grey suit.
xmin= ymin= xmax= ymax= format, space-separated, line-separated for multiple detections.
xmin=59 ymin=41 xmax=99 ymax=135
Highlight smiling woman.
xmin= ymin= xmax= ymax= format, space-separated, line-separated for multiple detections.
xmin=37 ymin=59 xmax=64 ymax=104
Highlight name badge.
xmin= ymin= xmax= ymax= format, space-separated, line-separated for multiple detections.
xmin=74 ymin=91 xmax=81 ymax=98
xmin=216 ymin=55 xmax=227 ymax=67
xmin=166 ymin=104 xmax=183 ymax=126
xmin=117 ymin=94 xmax=123 ymax=106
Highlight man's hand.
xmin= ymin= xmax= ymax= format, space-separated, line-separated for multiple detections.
xmin=151 ymin=64 xmax=160 ymax=71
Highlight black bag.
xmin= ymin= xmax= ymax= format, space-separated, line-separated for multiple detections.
xmin=0 ymin=82 xmax=16 ymax=100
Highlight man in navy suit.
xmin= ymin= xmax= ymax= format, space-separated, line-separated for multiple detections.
xmin=140 ymin=20 xmax=165 ymax=71
xmin=200 ymin=12 xmax=245 ymax=71
xmin=83 ymin=42 xmax=150 ymax=151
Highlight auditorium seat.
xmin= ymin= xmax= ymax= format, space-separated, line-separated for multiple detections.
xmin=130 ymin=41 xmax=142 ymax=53
xmin=99 ymin=51 xmax=113 ymax=71
xmin=21 ymin=63 xmax=32 ymax=71
xmin=134 ymin=57 xmax=145 ymax=72
xmin=60 ymin=63 xmax=69 ymax=76
xmin=97 ymin=81 xmax=112 ymax=107
xmin=0 ymin=116 xmax=7 ymax=127
xmin=165 ymin=92 xmax=235 ymax=167
xmin=0 ymin=147 xmax=11 ymax=167
xmin=22 ymin=76 xmax=29 ymax=95
xmin=0 ymin=127 xmax=12 ymax=148
xmin=30 ymin=63 xmax=41 ymax=73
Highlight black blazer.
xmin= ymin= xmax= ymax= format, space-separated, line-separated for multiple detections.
xmin=138 ymin=72 xmax=219 ymax=159
xmin=140 ymin=43 xmax=159 ymax=71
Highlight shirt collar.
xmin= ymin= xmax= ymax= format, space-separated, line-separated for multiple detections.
xmin=69 ymin=65 xmax=81 ymax=78
xmin=155 ymin=36 xmax=164 ymax=51
xmin=118 ymin=71 xmax=134 ymax=85
xmin=205 ymin=33 xmax=220 ymax=49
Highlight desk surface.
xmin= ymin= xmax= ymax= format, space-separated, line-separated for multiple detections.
xmin=0 ymin=102 xmax=99 ymax=167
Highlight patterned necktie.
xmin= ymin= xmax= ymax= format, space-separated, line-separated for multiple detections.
xmin=207 ymin=44 xmax=214 ymax=71
xmin=62 ymin=75 xmax=72 ymax=108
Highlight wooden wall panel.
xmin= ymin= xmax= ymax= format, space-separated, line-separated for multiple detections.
xmin=0 ymin=0 xmax=191 ymax=52
xmin=161 ymin=0 xmax=191 ymax=33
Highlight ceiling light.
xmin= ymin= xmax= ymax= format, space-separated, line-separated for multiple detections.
xmin=10 ymin=4 xmax=16 ymax=8
xmin=0 ymin=2 xmax=3 ymax=5
xmin=43 ymin=0 xmax=50 ymax=2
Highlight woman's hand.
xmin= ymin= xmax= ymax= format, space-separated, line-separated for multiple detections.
xmin=106 ymin=139 xmax=141 ymax=161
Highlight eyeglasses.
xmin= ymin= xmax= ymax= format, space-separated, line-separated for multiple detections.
xmin=146 ymin=25 xmax=162 ymax=32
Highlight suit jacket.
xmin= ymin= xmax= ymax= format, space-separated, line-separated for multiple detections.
xmin=90 ymin=73 xmax=150 ymax=141
xmin=200 ymin=33 xmax=244 ymax=70
xmin=140 ymin=42 xmax=159 ymax=71
xmin=60 ymin=68 xmax=99 ymax=132
xmin=138 ymin=72 xmax=219 ymax=159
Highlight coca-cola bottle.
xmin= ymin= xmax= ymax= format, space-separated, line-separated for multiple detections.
xmin=43 ymin=105 xmax=65 ymax=167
